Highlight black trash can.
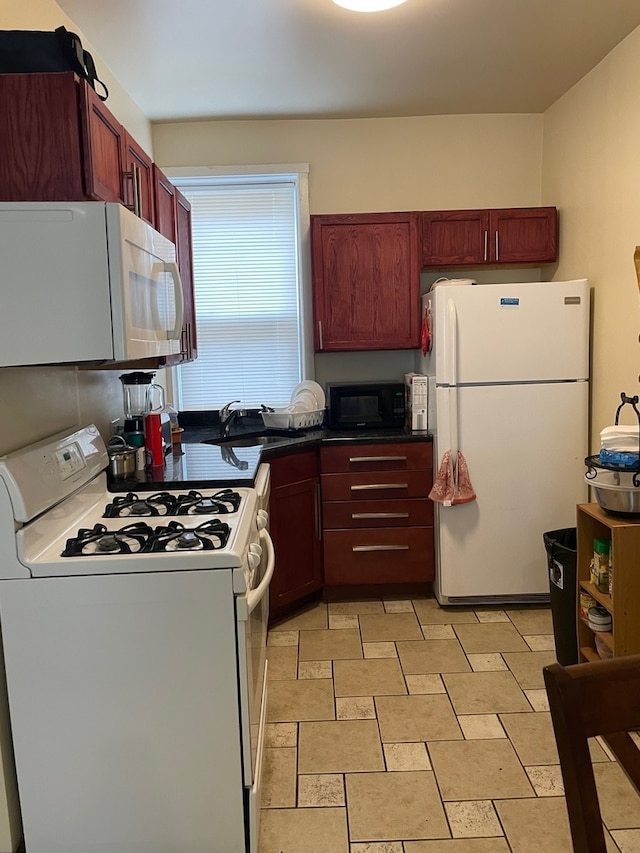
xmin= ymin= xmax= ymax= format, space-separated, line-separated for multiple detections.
xmin=543 ymin=528 xmax=579 ymax=666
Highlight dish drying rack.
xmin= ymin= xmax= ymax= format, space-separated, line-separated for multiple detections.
xmin=585 ymin=392 xmax=640 ymax=487
xmin=261 ymin=408 xmax=325 ymax=430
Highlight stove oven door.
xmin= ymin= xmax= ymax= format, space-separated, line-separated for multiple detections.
xmin=236 ymin=527 xmax=274 ymax=853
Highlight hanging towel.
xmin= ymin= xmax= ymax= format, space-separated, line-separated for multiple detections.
xmin=429 ymin=450 xmax=477 ymax=506
xmin=452 ymin=451 xmax=477 ymax=504
xmin=421 ymin=305 xmax=431 ymax=356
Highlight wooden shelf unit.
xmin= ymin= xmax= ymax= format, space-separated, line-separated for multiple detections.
xmin=576 ymin=503 xmax=640 ymax=661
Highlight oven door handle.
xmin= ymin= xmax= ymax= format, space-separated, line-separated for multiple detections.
xmin=246 ymin=529 xmax=275 ymax=615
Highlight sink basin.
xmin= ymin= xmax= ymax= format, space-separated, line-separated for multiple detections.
xmin=202 ymin=430 xmax=299 ymax=448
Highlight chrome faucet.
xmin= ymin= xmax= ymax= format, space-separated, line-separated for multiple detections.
xmin=219 ymin=400 xmax=246 ymax=438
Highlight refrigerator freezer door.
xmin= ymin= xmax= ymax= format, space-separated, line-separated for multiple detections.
xmin=433 ymin=380 xmax=588 ymax=603
xmin=429 ymin=280 xmax=589 ymax=386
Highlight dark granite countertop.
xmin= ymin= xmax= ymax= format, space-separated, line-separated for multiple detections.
xmin=108 ymin=413 xmax=432 ymax=492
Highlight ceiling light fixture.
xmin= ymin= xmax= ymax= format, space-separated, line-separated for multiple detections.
xmin=332 ymin=0 xmax=408 ymax=11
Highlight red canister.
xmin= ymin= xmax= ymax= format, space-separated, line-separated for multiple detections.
xmin=143 ymin=413 xmax=164 ymax=467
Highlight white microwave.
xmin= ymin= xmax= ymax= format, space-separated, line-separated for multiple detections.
xmin=0 ymin=202 xmax=184 ymax=366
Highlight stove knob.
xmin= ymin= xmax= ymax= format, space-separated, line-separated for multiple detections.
xmin=256 ymin=509 xmax=269 ymax=530
xmin=248 ymin=552 xmax=260 ymax=571
xmin=249 ymin=542 xmax=263 ymax=559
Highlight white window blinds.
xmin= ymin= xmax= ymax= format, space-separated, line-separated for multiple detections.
xmin=175 ymin=177 xmax=304 ymax=410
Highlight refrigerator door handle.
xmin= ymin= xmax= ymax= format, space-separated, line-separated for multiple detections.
xmin=446 ymin=299 xmax=459 ymax=460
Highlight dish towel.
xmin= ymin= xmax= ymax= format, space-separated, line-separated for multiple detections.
xmin=429 ymin=450 xmax=477 ymax=506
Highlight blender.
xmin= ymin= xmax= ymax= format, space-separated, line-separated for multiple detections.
xmin=119 ymin=373 xmax=166 ymax=467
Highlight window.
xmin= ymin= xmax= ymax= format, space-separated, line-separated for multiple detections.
xmin=170 ymin=167 xmax=311 ymax=410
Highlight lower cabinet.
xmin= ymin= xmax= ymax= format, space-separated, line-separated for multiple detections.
xmin=320 ymin=441 xmax=434 ymax=587
xmin=268 ymin=451 xmax=323 ymax=620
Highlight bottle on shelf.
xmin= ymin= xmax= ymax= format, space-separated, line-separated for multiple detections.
xmin=592 ymin=538 xmax=611 ymax=594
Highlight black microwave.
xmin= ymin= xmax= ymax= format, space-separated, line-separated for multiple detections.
xmin=326 ymin=381 xmax=406 ymax=430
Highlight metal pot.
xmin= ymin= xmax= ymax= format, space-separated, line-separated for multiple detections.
xmin=107 ymin=435 xmax=137 ymax=479
xmin=585 ymin=475 xmax=640 ymax=517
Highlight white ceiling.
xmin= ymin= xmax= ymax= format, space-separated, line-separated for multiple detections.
xmin=56 ymin=0 xmax=640 ymax=123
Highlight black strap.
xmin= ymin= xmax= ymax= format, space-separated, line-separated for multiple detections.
xmin=54 ymin=25 xmax=109 ymax=102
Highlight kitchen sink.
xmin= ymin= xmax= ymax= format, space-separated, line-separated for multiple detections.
xmin=202 ymin=430 xmax=299 ymax=448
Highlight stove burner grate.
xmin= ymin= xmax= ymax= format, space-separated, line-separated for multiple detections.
xmin=174 ymin=489 xmax=242 ymax=515
xmin=103 ymin=492 xmax=177 ymax=518
xmin=62 ymin=523 xmax=154 ymax=556
xmin=103 ymin=489 xmax=242 ymax=518
xmin=146 ymin=520 xmax=231 ymax=552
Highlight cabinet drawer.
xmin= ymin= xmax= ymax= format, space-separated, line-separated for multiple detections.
xmin=323 ymin=498 xmax=433 ymax=529
xmin=323 ymin=528 xmax=434 ymax=585
xmin=321 ymin=442 xmax=431 ymax=474
xmin=321 ymin=470 xmax=431 ymax=501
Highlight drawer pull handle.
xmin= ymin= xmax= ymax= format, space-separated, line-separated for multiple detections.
xmin=351 ymin=483 xmax=408 ymax=491
xmin=349 ymin=455 xmax=407 ymax=463
xmin=352 ymin=512 xmax=410 ymax=519
xmin=352 ymin=545 xmax=410 ymax=552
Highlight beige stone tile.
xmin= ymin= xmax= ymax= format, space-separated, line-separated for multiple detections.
xmin=299 ymin=628 xmax=363 ymax=661
xmin=270 ymin=602 xmax=328 ymax=631
xmin=443 ymin=671 xmax=532 ymax=715
xmin=298 ymin=773 xmax=345 ymax=807
xmin=457 ymin=714 xmax=506 ymax=740
xmin=265 ymin=722 xmax=297 ymax=748
xmin=267 ymin=678 xmax=335 ymax=722
xmin=334 ymin=659 xmax=407 ymax=697
xmin=454 ymin=622 xmax=530 ymax=653
xmin=502 ymin=650 xmax=558 ymax=689
xmin=467 ymin=652 xmax=507 ymax=672
xmin=298 ymin=720 xmax=384 ymax=773
xmin=406 ymin=674 xmax=447 ymax=694
xmin=359 ymin=612 xmax=423 ymax=642
xmin=524 ymin=688 xmax=549 ymax=711
xmin=351 ymin=844 xmax=404 ymax=853
xmin=606 ymin=829 xmax=624 ymax=852
xmin=336 ymin=696 xmax=376 ymax=720
xmin=363 ymin=641 xmax=397 ymax=658
xmin=329 ymin=613 xmax=359 ymax=629
xmin=421 ymin=624 xmax=456 ymax=640
xmin=298 ymin=660 xmax=333 ymax=679
xmin=259 ymin=806 xmax=349 ymax=853
xmin=591 ymin=738 xmax=613 ymax=762
xmin=444 ymin=800 xmax=503 ymax=838
xmin=384 ymin=741 xmax=432 ymax=771
xmin=346 ymin=771 xmax=449 ymax=841
xmin=525 ymin=765 xmax=564 ymax=797
xmin=611 ymin=829 xmax=640 ymax=852
xmin=384 ymin=599 xmax=415 ymax=613
xmin=495 ymin=797 xmax=572 ymax=853
xmin=474 ymin=609 xmax=510 ymax=623
xmin=414 ymin=598 xmax=478 ymax=624
xmin=329 ymin=600 xmax=385 ymax=615
xmin=429 ymin=739 xmax=534 ymax=800
xmin=266 ymin=645 xmax=298 ymax=680
xmin=499 ymin=711 xmax=559 ymax=765
xmin=376 ymin=694 xmax=462 ymax=742
xmin=507 ymin=607 xmax=553 ymax=635
xmin=397 ymin=639 xmax=471 ymax=674
xmin=523 ymin=634 xmax=556 ymax=652
xmin=268 ymin=629 xmax=299 ymax=646
xmin=596 ymin=762 xmax=640 ymax=829
xmin=404 ymin=841 xmax=510 ymax=853
xmin=261 ymin=747 xmax=297 ymax=808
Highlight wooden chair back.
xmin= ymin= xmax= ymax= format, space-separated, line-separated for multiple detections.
xmin=543 ymin=654 xmax=640 ymax=852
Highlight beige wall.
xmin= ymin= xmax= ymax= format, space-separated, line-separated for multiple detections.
xmin=0 ymin=0 xmax=153 ymax=456
xmin=542 ymin=24 xmax=640 ymax=447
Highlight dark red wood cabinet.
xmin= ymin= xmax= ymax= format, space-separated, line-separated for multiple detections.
xmin=311 ymin=212 xmax=421 ymax=352
xmin=268 ymin=452 xmax=323 ymax=621
xmin=421 ymin=207 xmax=558 ymax=267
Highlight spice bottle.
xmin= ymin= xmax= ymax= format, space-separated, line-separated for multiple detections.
xmin=593 ymin=538 xmax=611 ymax=594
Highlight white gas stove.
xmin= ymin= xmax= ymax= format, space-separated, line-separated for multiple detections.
xmin=0 ymin=425 xmax=272 ymax=853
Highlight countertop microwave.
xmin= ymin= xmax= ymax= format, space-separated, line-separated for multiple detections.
xmin=326 ymin=381 xmax=406 ymax=430
xmin=0 ymin=202 xmax=184 ymax=367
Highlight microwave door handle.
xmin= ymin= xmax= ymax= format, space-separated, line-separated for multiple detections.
xmin=165 ymin=261 xmax=185 ymax=340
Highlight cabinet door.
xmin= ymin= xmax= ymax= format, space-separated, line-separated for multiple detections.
xmin=79 ymin=82 xmax=126 ymax=204
xmin=311 ymin=213 xmax=420 ymax=351
xmin=153 ymin=164 xmax=177 ymax=242
xmin=490 ymin=207 xmax=558 ymax=264
xmin=269 ymin=477 xmax=323 ymax=613
xmin=123 ymin=132 xmax=155 ymax=226
xmin=421 ymin=210 xmax=488 ymax=266
xmin=175 ymin=189 xmax=197 ymax=360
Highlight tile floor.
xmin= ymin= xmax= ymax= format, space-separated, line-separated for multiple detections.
xmin=258 ymin=596 xmax=640 ymax=853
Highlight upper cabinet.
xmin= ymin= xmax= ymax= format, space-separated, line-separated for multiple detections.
xmin=311 ymin=212 xmax=421 ymax=352
xmin=421 ymin=207 xmax=558 ymax=267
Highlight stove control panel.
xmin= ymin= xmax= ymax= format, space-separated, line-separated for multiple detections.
xmin=55 ymin=443 xmax=87 ymax=480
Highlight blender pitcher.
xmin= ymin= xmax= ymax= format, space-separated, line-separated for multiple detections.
xmin=119 ymin=372 xmax=165 ymax=418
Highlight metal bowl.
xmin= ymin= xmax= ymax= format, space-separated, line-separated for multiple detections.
xmin=586 ymin=477 xmax=640 ymax=517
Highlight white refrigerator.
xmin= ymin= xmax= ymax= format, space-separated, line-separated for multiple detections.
xmin=420 ymin=279 xmax=590 ymax=605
